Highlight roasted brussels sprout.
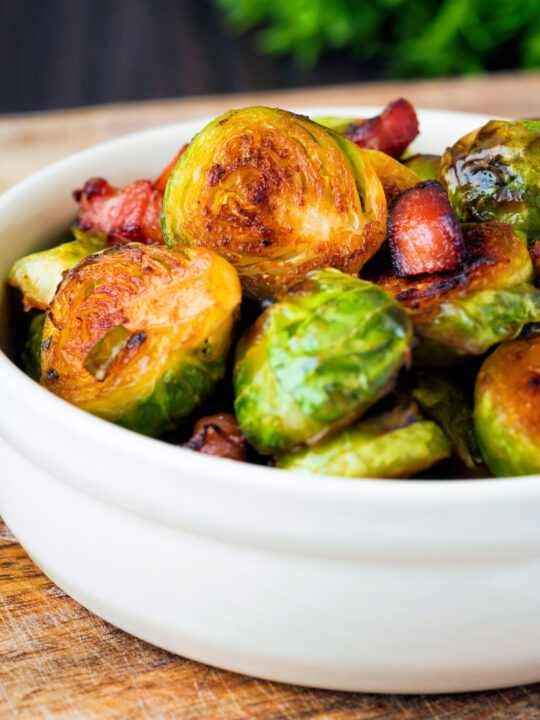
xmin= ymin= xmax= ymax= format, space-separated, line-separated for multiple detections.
xmin=356 ymin=149 xmax=420 ymax=203
xmin=438 ymin=120 xmax=540 ymax=244
xmin=411 ymin=370 xmax=482 ymax=469
xmin=308 ymin=141 xmax=419 ymax=202
xmin=401 ymin=154 xmax=441 ymax=181
xmin=474 ymin=332 xmax=540 ymax=476
xmin=162 ymin=106 xmax=386 ymax=299
xmin=276 ymin=405 xmax=450 ymax=478
xmin=41 ymin=244 xmax=241 ymax=437
xmin=21 ymin=312 xmax=45 ymax=382
xmin=233 ymin=269 xmax=412 ymax=455
xmin=377 ymin=222 xmax=540 ymax=355
xmin=8 ymin=228 xmax=106 ymax=310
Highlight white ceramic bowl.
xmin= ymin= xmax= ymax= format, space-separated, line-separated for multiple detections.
xmin=1 ymin=107 xmax=540 ymax=694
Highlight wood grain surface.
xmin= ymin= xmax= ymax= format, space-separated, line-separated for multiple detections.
xmin=2 ymin=76 xmax=540 ymax=718
xmin=3 ymin=516 xmax=540 ymax=719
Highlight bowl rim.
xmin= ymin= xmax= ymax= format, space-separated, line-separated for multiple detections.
xmin=2 ymin=104 xmax=538 ymax=510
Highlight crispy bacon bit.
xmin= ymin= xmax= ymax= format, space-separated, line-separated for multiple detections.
xmin=154 ymin=144 xmax=188 ymax=193
xmin=344 ymin=99 xmax=419 ymax=158
xmin=82 ymin=177 xmax=109 ymax=200
xmin=530 ymin=241 xmax=540 ymax=285
xmin=73 ymin=146 xmax=188 ymax=246
xmin=387 ymin=180 xmax=465 ymax=277
xmin=378 ymin=223 xmax=520 ymax=313
xmin=184 ymin=413 xmax=248 ymax=462
xmin=74 ymin=178 xmax=164 ymax=245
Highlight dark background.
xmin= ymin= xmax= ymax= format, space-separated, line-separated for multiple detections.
xmin=0 ymin=0 xmax=380 ymax=115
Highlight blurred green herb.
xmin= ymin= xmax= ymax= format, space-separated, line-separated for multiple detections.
xmin=216 ymin=0 xmax=540 ymax=77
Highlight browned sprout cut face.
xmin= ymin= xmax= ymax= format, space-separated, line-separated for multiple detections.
xmin=161 ymin=106 xmax=387 ymax=299
xmin=376 ymin=222 xmax=540 ymax=355
xmin=474 ymin=332 xmax=540 ymax=476
xmin=41 ymin=244 xmax=241 ymax=437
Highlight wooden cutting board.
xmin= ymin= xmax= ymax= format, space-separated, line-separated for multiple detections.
xmin=3 ymin=518 xmax=540 ymax=719
xmin=2 ymin=73 xmax=540 ymax=718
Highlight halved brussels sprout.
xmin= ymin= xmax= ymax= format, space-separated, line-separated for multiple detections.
xmin=314 ymin=120 xmax=421 ymax=202
xmin=411 ymin=370 xmax=482 ymax=469
xmin=474 ymin=332 xmax=540 ymax=476
xmin=314 ymin=116 xmax=356 ymax=134
xmin=233 ymin=269 xmax=412 ymax=455
xmin=377 ymin=222 xmax=540 ymax=355
xmin=41 ymin=244 xmax=241 ymax=437
xmin=356 ymin=148 xmax=420 ymax=203
xmin=401 ymin=154 xmax=441 ymax=181
xmin=276 ymin=405 xmax=450 ymax=478
xmin=8 ymin=228 xmax=107 ymax=310
xmin=21 ymin=312 xmax=45 ymax=382
xmin=438 ymin=120 xmax=540 ymax=244
xmin=162 ymin=106 xmax=386 ymax=299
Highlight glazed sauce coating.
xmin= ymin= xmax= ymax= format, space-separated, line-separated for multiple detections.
xmin=162 ymin=107 xmax=387 ymax=298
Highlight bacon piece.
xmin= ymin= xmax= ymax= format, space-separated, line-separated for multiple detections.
xmin=74 ymin=177 xmax=164 ymax=245
xmin=530 ymin=241 xmax=540 ymax=285
xmin=154 ymin=144 xmax=188 ymax=193
xmin=344 ymin=99 xmax=419 ymax=158
xmin=387 ymin=180 xmax=465 ymax=277
xmin=183 ymin=413 xmax=248 ymax=462
xmin=73 ymin=146 xmax=188 ymax=245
